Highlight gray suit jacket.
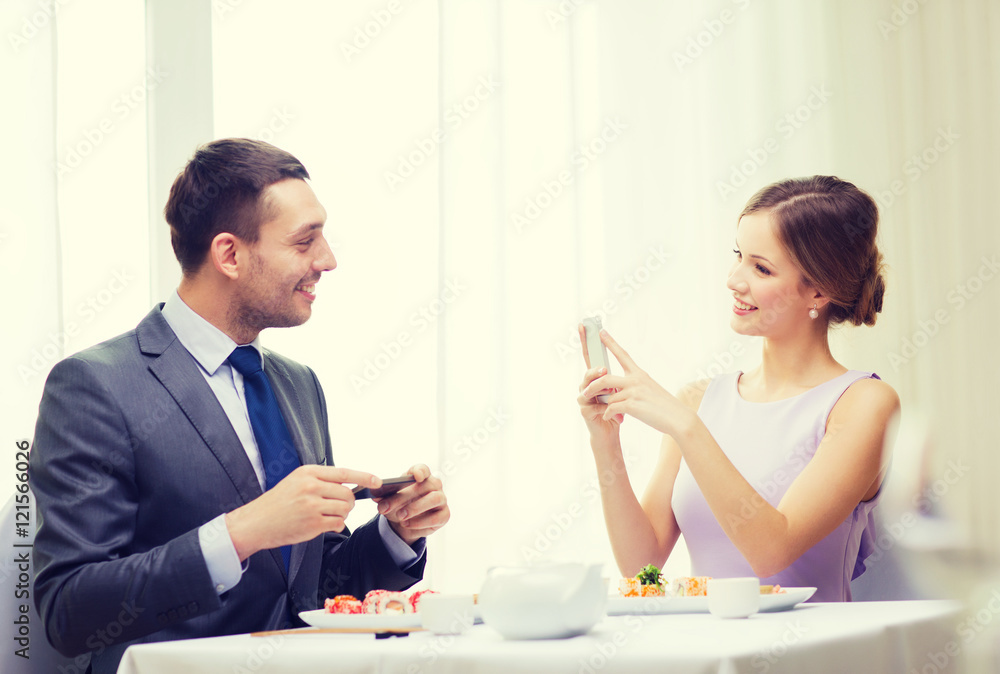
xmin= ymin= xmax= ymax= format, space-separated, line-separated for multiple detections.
xmin=29 ymin=305 xmax=424 ymax=673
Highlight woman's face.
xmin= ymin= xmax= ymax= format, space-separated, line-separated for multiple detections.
xmin=726 ymin=210 xmax=817 ymax=337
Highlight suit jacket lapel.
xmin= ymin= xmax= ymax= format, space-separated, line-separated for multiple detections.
xmin=138 ymin=306 xmax=263 ymax=506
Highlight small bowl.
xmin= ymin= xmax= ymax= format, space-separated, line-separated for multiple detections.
xmin=707 ymin=577 xmax=760 ymax=619
xmin=420 ymin=594 xmax=476 ymax=635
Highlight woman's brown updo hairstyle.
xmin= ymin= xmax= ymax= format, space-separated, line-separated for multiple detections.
xmin=740 ymin=176 xmax=886 ymax=326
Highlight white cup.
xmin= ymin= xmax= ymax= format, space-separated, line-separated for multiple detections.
xmin=420 ymin=594 xmax=476 ymax=635
xmin=707 ymin=578 xmax=760 ymax=619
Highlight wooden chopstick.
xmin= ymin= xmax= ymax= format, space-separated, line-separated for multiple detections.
xmin=251 ymin=626 xmax=424 ymax=637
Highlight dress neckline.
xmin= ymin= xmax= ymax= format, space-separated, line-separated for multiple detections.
xmin=734 ymin=369 xmax=854 ymax=405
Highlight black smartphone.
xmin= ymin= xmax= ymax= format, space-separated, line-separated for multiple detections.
xmin=352 ymin=475 xmax=417 ymax=500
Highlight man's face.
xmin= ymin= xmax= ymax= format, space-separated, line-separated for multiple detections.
xmin=231 ymin=178 xmax=336 ymax=334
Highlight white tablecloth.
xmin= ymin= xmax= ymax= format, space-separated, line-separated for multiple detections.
xmin=117 ymin=600 xmax=963 ymax=674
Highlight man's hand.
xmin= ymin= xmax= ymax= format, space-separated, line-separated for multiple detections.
xmin=225 ymin=465 xmax=380 ymax=562
xmin=374 ymin=464 xmax=449 ymax=546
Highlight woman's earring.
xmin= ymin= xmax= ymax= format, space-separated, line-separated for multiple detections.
xmin=809 ymin=304 xmax=819 ymax=320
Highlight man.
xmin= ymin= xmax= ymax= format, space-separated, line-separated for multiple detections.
xmin=29 ymin=139 xmax=449 ymax=674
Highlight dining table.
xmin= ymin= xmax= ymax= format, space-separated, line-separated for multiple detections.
xmin=117 ymin=599 xmax=965 ymax=674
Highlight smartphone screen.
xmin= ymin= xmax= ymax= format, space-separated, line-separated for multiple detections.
xmin=582 ymin=317 xmax=611 ymax=403
xmin=582 ymin=317 xmax=609 ymax=371
xmin=353 ymin=475 xmax=417 ymax=500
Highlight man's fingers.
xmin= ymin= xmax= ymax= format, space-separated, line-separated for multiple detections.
xmin=397 ymin=491 xmax=447 ymax=521
xmin=400 ymin=507 xmax=449 ymax=532
xmin=601 ymin=330 xmax=638 ymax=371
xmin=313 ymin=465 xmax=381 ymax=489
xmin=379 ymin=476 xmax=443 ymax=517
xmin=377 ymin=486 xmax=423 ymax=516
xmin=320 ymin=513 xmax=348 ymax=533
xmin=406 ymin=464 xmax=431 ymax=482
xmin=319 ymin=497 xmax=354 ymax=520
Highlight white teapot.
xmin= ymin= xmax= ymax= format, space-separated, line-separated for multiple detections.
xmin=478 ymin=562 xmax=606 ymax=639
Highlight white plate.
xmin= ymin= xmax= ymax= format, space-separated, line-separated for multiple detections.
xmin=299 ymin=609 xmax=421 ymax=630
xmin=605 ymin=587 xmax=817 ymax=616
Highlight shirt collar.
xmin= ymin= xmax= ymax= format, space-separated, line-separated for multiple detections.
xmin=161 ymin=290 xmax=262 ymax=375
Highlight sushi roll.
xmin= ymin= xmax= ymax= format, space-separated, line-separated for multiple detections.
xmin=640 ymin=583 xmax=664 ymax=597
xmin=362 ymin=590 xmax=412 ymax=615
xmin=671 ymin=576 xmax=711 ymax=597
xmin=618 ymin=577 xmax=640 ymax=597
xmin=409 ymin=589 xmax=438 ymax=612
xmin=324 ymin=595 xmax=363 ymax=614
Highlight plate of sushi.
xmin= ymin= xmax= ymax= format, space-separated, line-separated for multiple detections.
xmin=605 ymin=565 xmax=816 ymax=616
xmin=299 ymin=589 xmax=439 ymax=629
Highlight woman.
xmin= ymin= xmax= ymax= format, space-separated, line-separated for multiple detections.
xmin=578 ymin=176 xmax=898 ymax=602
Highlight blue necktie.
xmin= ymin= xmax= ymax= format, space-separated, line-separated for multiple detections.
xmin=228 ymin=345 xmax=301 ymax=572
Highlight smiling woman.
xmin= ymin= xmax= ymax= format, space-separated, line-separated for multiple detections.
xmin=738 ymin=176 xmax=886 ymax=329
xmin=579 ymin=176 xmax=899 ymax=602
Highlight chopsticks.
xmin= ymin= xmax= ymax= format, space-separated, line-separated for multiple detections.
xmin=251 ymin=626 xmax=424 ymax=637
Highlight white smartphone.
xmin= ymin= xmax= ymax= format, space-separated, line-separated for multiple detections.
xmin=582 ymin=317 xmax=611 ymax=403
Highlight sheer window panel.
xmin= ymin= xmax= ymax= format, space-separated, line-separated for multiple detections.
xmin=55 ymin=1 xmax=150 ymax=355
xmin=211 ymin=1 xmax=443 ymax=538
xmin=2 ymin=0 xmax=60 ymax=501
xmin=3 ymin=0 xmax=150 ymax=500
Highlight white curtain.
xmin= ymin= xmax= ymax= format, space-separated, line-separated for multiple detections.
xmin=2 ymin=0 xmax=151 ymax=489
xmin=5 ymin=0 xmax=998 ymax=596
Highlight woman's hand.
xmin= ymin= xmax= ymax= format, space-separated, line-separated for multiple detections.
xmin=577 ymin=324 xmax=624 ymax=452
xmin=580 ymin=329 xmax=695 ymax=438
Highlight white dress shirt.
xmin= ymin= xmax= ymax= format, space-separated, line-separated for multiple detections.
xmin=160 ymin=291 xmax=420 ymax=595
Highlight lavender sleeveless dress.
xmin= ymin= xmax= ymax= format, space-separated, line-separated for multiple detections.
xmin=671 ymin=370 xmax=882 ymax=602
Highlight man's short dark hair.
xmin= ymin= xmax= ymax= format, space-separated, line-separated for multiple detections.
xmin=164 ymin=138 xmax=310 ymax=275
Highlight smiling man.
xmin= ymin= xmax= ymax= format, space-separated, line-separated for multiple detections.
xmin=29 ymin=139 xmax=449 ymax=674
